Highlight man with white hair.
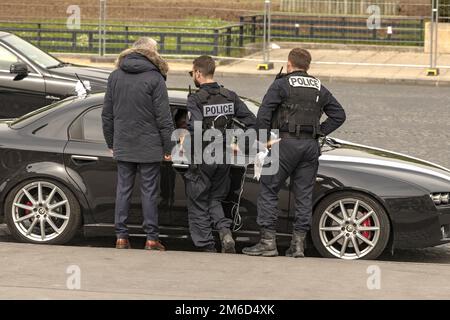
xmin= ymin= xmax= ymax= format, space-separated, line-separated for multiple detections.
xmin=132 ymin=37 xmax=158 ymax=52
xmin=102 ymin=37 xmax=174 ymax=250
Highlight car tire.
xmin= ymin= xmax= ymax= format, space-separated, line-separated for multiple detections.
xmin=5 ymin=179 xmax=82 ymax=245
xmin=311 ymin=192 xmax=390 ymax=260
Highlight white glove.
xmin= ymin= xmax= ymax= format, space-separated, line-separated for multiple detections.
xmin=75 ymin=80 xmax=91 ymax=97
xmin=254 ymin=148 xmax=269 ymax=181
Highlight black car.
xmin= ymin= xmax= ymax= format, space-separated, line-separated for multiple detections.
xmin=0 ymin=91 xmax=449 ymax=260
xmin=0 ymin=32 xmax=109 ymax=118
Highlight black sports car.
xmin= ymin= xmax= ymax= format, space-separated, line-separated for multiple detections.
xmin=0 ymin=32 xmax=109 ymax=119
xmin=0 ymin=91 xmax=449 ymax=260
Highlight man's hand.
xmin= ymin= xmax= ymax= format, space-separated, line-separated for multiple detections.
xmin=230 ymin=142 xmax=240 ymax=155
xmin=109 ymin=149 xmax=114 ymax=156
xmin=266 ymin=138 xmax=281 ymax=149
xmin=164 ymin=154 xmax=172 ymax=162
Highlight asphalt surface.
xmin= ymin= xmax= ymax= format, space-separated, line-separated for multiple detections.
xmin=167 ymin=75 xmax=450 ymax=169
xmin=0 ymin=242 xmax=449 ymax=300
xmin=1 ymin=223 xmax=450 ymax=265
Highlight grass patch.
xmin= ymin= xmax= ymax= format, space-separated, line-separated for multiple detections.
xmin=0 ymin=17 xmax=246 ymax=56
xmin=0 ymin=15 xmax=425 ymax=56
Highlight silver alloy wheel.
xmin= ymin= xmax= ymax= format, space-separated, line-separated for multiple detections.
xmin=318 ymin=198 xmax=381 ymax=260
xmin=11 ymin=181 xmax=70 ymax=242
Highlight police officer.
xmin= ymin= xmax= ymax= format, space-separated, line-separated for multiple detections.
xmin=242 ymin=48 xmax=346 ymax=258
xmin=186 ymin=55 xmax=256 ymax=253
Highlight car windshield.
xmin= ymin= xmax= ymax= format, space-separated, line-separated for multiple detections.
xmin=10 ymin=97 xmax=78 ymax=129
xmin=2 ymin=34 xmax=61 ymax=69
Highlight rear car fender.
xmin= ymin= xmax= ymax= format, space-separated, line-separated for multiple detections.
xmin=312 ymin=186 xmax=395 ymax=251
xmin=313 ymin=186 xmax=391 ymax=219
xmin=0 ymin=161 xmax=92 ymax=223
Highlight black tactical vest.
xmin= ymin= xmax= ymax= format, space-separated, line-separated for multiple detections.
xmin=272 ymin=73 xmax=323 ymax=138
xmin=196 ymin=87 xmax=236 ymax=132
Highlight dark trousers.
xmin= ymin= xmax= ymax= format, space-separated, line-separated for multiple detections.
xmin=257 ymin=138 xmax=320 ymax=232
xmin=185 ymin=164 xmax=232 ymax=248
xmin=159 ymin=164 xmax=176 ymax=206
xmin=115 ymin=161 xmax=160 ymax=240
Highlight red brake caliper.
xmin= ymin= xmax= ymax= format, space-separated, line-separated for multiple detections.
xmin=23 ymin=201 xmax=33 ymax=217
xmin=361 ymin=216 xmax=372 ymax=239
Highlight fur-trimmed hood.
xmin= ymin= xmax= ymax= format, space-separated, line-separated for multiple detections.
xmin=116 ymin=48 xmax=169 ymax=78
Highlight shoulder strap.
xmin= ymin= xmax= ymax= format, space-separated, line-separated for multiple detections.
xmin=218 ymin=87 xmax=234 ymax=101
xmin=196 ymin=89 xmax=210 ymax=105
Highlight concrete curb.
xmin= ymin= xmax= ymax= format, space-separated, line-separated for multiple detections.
xmin=276 ymin=42 xmax=425 ymax=53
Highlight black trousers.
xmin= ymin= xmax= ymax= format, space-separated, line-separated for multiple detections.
xmin=185 ymin=163 xmax=232 ymax=248
xmin=160 ymin=164 xmax=176 ymax=205
xmin=257 ymin=138 xmax=320 ymax=232
xmin=115 ymin=161 xmax=160 ymax=240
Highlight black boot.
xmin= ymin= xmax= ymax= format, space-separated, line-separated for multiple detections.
xmin=242 ymin=229 xmax=278 ymax=257
xmin=285 ymin=231 xmax=307 ymax=258
xmin=219 ymin=228 xmax=236 ymax=254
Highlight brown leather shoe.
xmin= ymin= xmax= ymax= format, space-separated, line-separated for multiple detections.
xmin=145 ymin=240 xmax=166 ymax=251
xmin=116 ymin=238 xmax=131 ymax=249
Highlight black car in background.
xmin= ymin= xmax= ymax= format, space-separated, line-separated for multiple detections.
xmin=0 ymin=91 xmax=449 ymax=260
xmin=0 ymin=32 xmax=110 ymax=118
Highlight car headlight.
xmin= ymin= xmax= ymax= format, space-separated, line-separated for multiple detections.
xmin=431 ymin=193 xmax=450 ymax=206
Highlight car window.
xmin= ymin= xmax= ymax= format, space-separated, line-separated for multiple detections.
xmin=70 ymin=101 xmax=258 ymax=143
xmin=172 ymin=106 xmax=188 ymax=130
xmin=0 ymin=45 xmax=19 ymax=70
xmin=10 ymin=97 xmax=78 ymax=129
xmin=2 ymin=34 xmax=60 ymax=69
xmin=82 ymin=107 xmax=105 ymax=142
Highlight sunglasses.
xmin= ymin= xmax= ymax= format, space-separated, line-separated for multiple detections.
xmin=189 ymin=70 xmax=195 ymax=77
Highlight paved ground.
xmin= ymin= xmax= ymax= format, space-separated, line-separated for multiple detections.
xmin=216 ymin=47 xmax=450 ymax=86
xmin=0 ymin=241 xmax=449 ymax=300
xmin=1 ymin=224 xmax=450 ymax=300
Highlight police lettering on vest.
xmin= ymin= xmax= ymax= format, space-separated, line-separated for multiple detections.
xmin=196 ymin=87 xmax=236 ymax=132
xmin=288 ymin=76 xmax=321 ymax=91
xmin=271 ymin=73 xmax=323 ymax=138
xmin=203 ymin=103 xmax=235 ymax=117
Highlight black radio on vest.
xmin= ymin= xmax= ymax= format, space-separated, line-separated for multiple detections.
xmin=272 ymin=72 xmax=324 ymax=139
xmin=196 ymin=86 xmax=236 ymax=132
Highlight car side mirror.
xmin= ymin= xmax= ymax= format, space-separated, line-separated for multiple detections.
xmin=10 ymin=62 xmax=29 ymax=76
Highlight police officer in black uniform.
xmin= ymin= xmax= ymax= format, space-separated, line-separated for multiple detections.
xmin=243 ymin=48 xmax=346 ymax=258
xmin=186 ymin=55 xmax=256 ymax=253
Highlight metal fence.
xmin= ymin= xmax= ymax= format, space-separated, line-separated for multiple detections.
xmin=0 ymin=0 xmax=448 ymax=58
xmin=241 ymin=13 xmax=425 ymax=46
xmin=0 ymin=21 xmax=246 ymax=56
xmin=279 ymin=0 xmax=403 ymax=15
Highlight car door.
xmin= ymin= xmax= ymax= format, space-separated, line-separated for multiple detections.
xmin=0 ymin=43 xmax=47 ymax=118
xmin=165 ymin=105 xmax=190 ymax=227
xmin=63 ymin=106 xmax=171 ymax=227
